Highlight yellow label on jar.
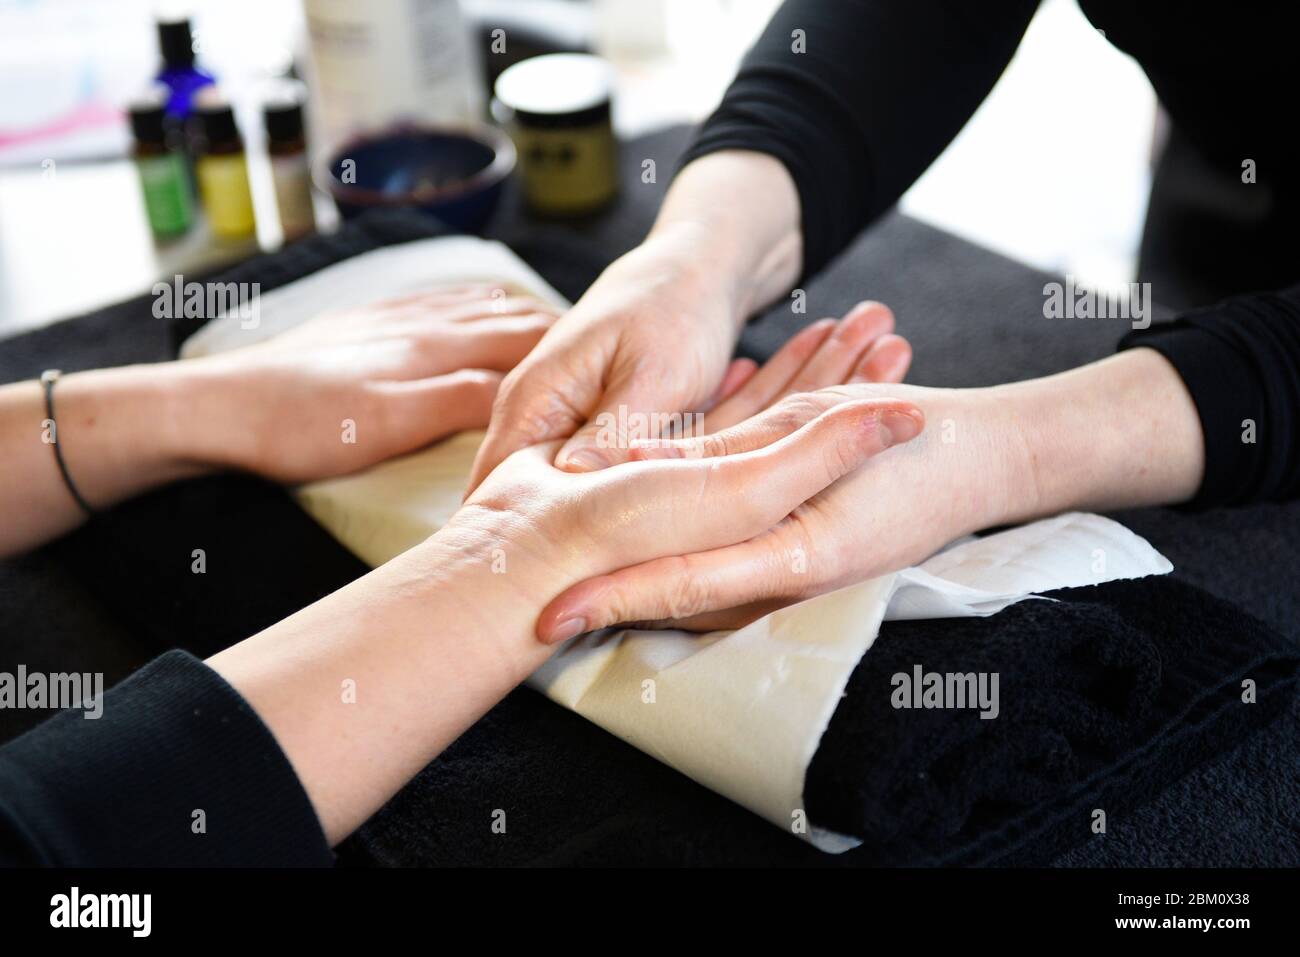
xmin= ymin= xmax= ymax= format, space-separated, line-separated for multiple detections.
xmin=514 ymin=122 xmax=618 ymax=216
xmin=196 ymin=153 xmax=256 ymax=240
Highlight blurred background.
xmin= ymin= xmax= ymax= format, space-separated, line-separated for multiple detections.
xmin=0 ymin=0 xmax=1156 ymax=334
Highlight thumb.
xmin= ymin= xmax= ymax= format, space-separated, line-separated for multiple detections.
xmin=537 ymin=536 xmax=792 ymax=643
xmin=554 ymin=370 xmax=701 ymax=472
xmin=465 ymin=362 xmax=592 ymax=494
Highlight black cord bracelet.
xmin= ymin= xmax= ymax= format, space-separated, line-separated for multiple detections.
xmin=40 ymin=369 xmax=98 ymax=517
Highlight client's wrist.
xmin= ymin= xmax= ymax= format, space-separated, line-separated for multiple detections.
xmin=56 ymin=364 xmax=214 ymax=497
xmin=146 ymin=356 xmax=288 ymax=477
xmin=425 ymin=509 xmax=574 ymax=612
xmin=412 ymin=515 xmax=575 ymax=676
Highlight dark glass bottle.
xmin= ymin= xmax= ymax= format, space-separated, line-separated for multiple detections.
xmin=154 ymin=17 xmax=216 ymax=120
xmin=263 ymin=81 xmax=316 ymax=243
xmin=128 ymin=84 xmax=194 ymax=240
xmin=192 ymin=89 xmax=256 ymax=242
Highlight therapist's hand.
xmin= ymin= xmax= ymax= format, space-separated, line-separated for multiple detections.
xmin=467 ymin=247 xmax=910 ymax=490
xmin=533 ymin=384 xmax=948 ymax=637
xmin=535 ymin=348 xmax=1208 ymax=637
xmin=467 ymin=150 xmax=823 ymax=491
xmin=466 ymin=229 xmax=745 ymax=487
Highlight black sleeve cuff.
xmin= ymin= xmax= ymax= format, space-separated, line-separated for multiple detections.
xmin=0 ymin=650 xmax=333 ymax=867
xmin=1119 ymin=286 xmax=1300 ymax=509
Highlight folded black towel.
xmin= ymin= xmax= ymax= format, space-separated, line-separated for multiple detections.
xmin=806 ymin=576 xmax=1300 ymax=864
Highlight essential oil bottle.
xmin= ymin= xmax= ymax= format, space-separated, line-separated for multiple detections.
xmin=192 ymin=88 xmax=256 ymax=242
xmin=128 ymin=84 xmax=194 ymax=240
xmin=263 ymin=80 xmax=316 ymax=243
xmin=154 ymin=17 xmax=216 ymax=120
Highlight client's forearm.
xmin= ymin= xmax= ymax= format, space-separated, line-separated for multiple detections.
xmin=206 ymin=522 xmax=559 ymax=846
xmin=0 ymin=366 xmax=207 ymax=557
xmin=994 ymin=347 xmax=1206 ymax=521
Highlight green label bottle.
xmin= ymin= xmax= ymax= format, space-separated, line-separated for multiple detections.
xmin=135 ymin=152 xmax=193 ymax=237
xmin=129 ymin=84 xmax=194 ymax=240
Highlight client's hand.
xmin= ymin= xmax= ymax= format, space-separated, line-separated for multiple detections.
xmin=179 ymin=284 xmax=559 ymax=482
xmin=0 ymin=285 xmax=558 ymax=558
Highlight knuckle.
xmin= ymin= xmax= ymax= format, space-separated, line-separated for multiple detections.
xmin=776 ymin=523 xmax=823 ymax=597
xmin=663 ymin=559 xmax=713 ymax=619
xmin=455 ymin=368 xmax=502 ymax=394
xmin=774 ymin=392 xmax=827 ymax=429
xmin=817 ymin=330 xmax=851 ymax=357
xmin=597 ymin=579 xmax=641 ymax=627
xmin=820 ymin=427 xmax=863 ymax=481
xmin=700 ymin=433 xmax=733 ymax=459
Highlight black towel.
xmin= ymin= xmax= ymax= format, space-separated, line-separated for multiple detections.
xmin=806 ymin=576 xmax=1300 ymax=865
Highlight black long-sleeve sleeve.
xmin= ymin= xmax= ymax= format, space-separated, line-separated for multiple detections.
xmin=0 ymin=651 xmax=332 ymax=867
xmin=1120 ymin=284 xmax=1300 ymax=509
xmin=681 ymin=0 xmax=1041 ymax=279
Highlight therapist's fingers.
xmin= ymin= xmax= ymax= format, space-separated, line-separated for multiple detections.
xmin=850 ymin=333 xmax=912 ymax=384
xmin=779 ymin=301 xmax=895 ymax=397
xmin=697 ymin=305 xmax=908 ymax=434
xmin=537 ymin=527 xmax=808 ymax=643
xmin=701 ymin=358 xmax=760 ymax=413
xmin=701 ymin=320 xmax=836 ymax=431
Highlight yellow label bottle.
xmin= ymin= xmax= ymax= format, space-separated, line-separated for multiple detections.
xmin=193 ymin=88 xmax=257 ymax=241
xmin=196 ymin=152 xmax=255 ymax=240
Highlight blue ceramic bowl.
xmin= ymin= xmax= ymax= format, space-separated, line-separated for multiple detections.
xmin=319 ymin=125 xmax=515 ymax=233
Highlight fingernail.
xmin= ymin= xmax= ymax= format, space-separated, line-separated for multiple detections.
xmin=545 ymin=617 xmax=587 ymax=644
xmin=560 ymin=448 xmax=611 ymax=472
xmin=879 ymin=409 xmax=923 ymax=447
